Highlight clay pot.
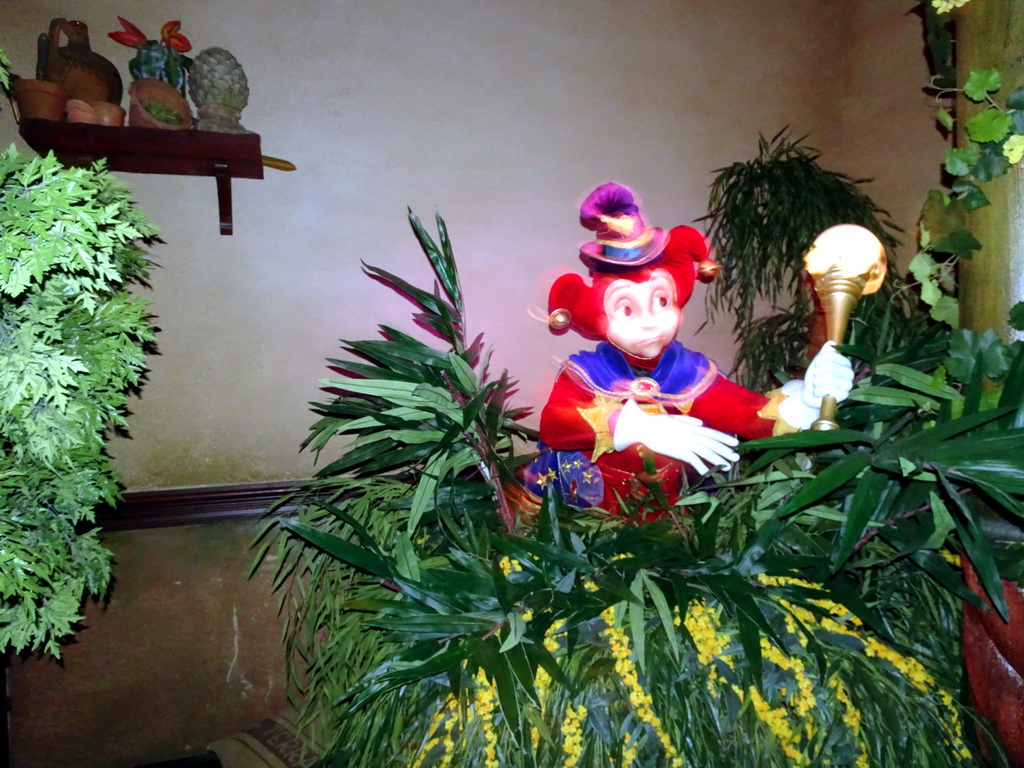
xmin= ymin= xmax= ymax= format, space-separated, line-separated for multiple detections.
xmin=90 ymin=101 xmax=126 ymax=127
xmin=11 ymin=78 xmax=69 ymax=122
xmin=128 ymin=79 xmax=192 ymax=130
xmin=65 ymin=99 xmax=98 ymax=124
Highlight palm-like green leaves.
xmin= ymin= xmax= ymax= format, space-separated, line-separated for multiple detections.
xmin=305 ymin=211 xmax=533 ymax=532
xmin=701 ymin=131 xmax=923 ymax=389
xmin=262 ymin=209 xmax=1024 ymax=767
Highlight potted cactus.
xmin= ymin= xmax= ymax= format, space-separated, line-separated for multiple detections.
xmin=108 ymin=17 xmax=193 ymax=129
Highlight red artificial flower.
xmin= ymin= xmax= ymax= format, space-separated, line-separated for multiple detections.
xmin=108 ymin=16 xmax=147 ymax=48
xmin=161 ymin=21 xmax=192 ymax=53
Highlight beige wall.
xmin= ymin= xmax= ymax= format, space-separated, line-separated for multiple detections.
xmin=1 ymin=0 xmax=904 ymax=493
xmin=836 ymin=1 xmax=947 ymax=265
xmin=1 ymin=2 xmax=946 ymax=766
xmin=7 ymin=520 xmax=288 ymax=768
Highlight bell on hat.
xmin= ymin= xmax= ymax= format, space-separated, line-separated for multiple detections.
xmin=579 ymin=183 xmax=667 ymax=271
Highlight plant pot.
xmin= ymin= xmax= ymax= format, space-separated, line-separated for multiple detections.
xmin=128 ymin=78 xmax=192 ymax=130
xmin=11 ymin=78 xmax=69 ymax=122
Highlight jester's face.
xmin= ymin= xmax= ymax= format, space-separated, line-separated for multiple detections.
xmin=601 ymin=268 xmax=681 ymax=359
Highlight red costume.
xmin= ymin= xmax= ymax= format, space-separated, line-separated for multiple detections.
xmin=524 ymin=218 xmax=789 ymax=514
xmin=531 ymin=337 xmax=780 ymax=512
xmin=521 ymin=183 xmax=852 ymax=516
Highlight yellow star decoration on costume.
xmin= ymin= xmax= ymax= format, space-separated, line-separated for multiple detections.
xmin=578 ymin=395 xmax=622 ymax=462
xmin=536 ymin=469 xmax=557 ymax=489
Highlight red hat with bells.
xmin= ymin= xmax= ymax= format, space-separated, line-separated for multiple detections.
xmin=548 ymin=183 xmax=719 ymax=339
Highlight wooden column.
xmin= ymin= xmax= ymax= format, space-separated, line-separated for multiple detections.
xmin=957 ymin=3 xmax=1024 ymax=341
xmin=957 ymin=8 xmax=1024 ymax=764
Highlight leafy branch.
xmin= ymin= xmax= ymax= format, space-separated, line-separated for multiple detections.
xmin=912 ymin=67 xmax=1024 ymax=326
xmin=0 ymin=146 xmax=158 ymax=655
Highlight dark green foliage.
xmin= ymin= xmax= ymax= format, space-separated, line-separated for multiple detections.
xmin=746 ymin=325 xmax=1024 ymax=620
xmin=701 ymin=131 xmax=922 ymax=390
xmin=260 ymin=212 xmax=535 ymax=738
xmin=253 ymin=477 xmax=415 ymax=744
xmin=263 ymin=210 xmax=1024 ymax=767
xmin=0 ymin=146 xmax=157 ymax=655
xmin=0 ymin=48 xmax=9 ymax=92
xmin=920 ymin=2 xmax=956 ymax=91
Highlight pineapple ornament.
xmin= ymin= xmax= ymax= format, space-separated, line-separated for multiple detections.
xmin=188 ymin=47 xmax=250 ymax=133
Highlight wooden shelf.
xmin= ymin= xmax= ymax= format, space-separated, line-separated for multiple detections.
xmin=18 ymin=119 xmax=264 ymax=235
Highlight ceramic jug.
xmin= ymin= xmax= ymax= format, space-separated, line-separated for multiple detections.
xmin=43 ymin=18 xmax=123 ymax=105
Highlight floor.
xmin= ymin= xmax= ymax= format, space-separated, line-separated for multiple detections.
xmin=135 ymin=753 xmax=222 ymax=768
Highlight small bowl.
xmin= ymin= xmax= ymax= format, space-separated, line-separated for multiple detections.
xmin=90 ymin=101 xmax=126 ymax=127
xmin=65 ymin=99 xmax=97 ymax=124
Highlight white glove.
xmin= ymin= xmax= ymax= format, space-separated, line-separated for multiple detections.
xmin=612 ymin=398 xmax=740 ymax=474
xmin=778 ymin=342 xmax=855 ymax=430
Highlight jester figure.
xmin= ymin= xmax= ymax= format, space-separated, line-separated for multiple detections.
xmin=524 ymin=182 xmax=854 ymax=514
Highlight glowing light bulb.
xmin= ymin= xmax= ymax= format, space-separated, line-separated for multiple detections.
xmin=804 ymin=224 xmax=886 ymax=294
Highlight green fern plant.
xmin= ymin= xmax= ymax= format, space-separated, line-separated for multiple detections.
xmin=701 ymin=131 xmax=923 ymax=390
xmin=0 ymin=123 xmax=158 ymax=653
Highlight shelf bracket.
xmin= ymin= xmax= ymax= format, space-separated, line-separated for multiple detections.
xmin=214 ymin=164 xmax=232 ymax=236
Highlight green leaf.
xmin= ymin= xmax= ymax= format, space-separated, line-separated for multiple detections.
xmin=498 ymin=611 xmax=526 ymax=652
xmin=779 ymin=452 xmax=872 ymax=518
xmin=394 ymin=532 xmax=421 ymax=581
xmin=907 ymin=549 xmax=984 ymax=606
xmin=741 ymin=429 xmax=871 ymax=473
xmin=434 ymin=212 xmax=465 ymax=316
xmin=946 ymin=328 xmax=1008 ymax=381
xmin=929 ymin=295 xmax=960 ymax=327
xmin=554 ymin=570 xmax=576 ymax=593
xmin=922 ymin=492 xmax=956 ymax=550
xmin=832 ymin=468 xmax=890 ymax=570
xmin=282 ymin=519 xmax=391 ymax=578
xmin=408 ymin=452 xmax=443 ymax=532
xmin=951 ymin=178 xmax=990 ymax=211
xmin=407 ymin=210 xmax=464 ymax=316
xmin=503 ymin=643 xmax=540 ymax=706
xmin=1010 ymin=301 xmax=1024 ymax=332
xmin=847 ymin=385 xmax=936 ymax=408
xmin=362 ymin=262 xmax=460 ymax=339
xmin=640 ymin=570 xmax=681 ymax=657
xmin=965 ymin=109 xmax=1013 ymax=144
xmin=936 ymin=469 xmax=1008 ymax=620
xmin=447 ymin=352 xmax=478 ymax=394
xmin=908 ymin=251 xmax=937 ymax=283
xmin=973 ymin=141 xmax=1013 ymax=182
xmin=347 ymin=639 xmax=482 ymax=713
xmin=944 ymin=147 xmax=978 ymax=176
xmin=920 ymin=190 xmax=981 ymax=257
xmin=374 ymin=613 xmax=498 ymax=637
xmin=628 ymin=576 xmax=646 ymax=673
xmin=936 ymin=106 xmax=954 ymax=131
xmin=733 ymin=597 xmax=763 ymax=689
xmin=964 ymin=68 xmax=1001 ymax=102
xmin=1008 ymin=86 xmax=1024 ymax=110
xmin=874 ymin=363 xmax=961 ymax=399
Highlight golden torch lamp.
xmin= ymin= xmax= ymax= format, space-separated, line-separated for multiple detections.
xmin=803 ymin=224 xmax=887 ymax=430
